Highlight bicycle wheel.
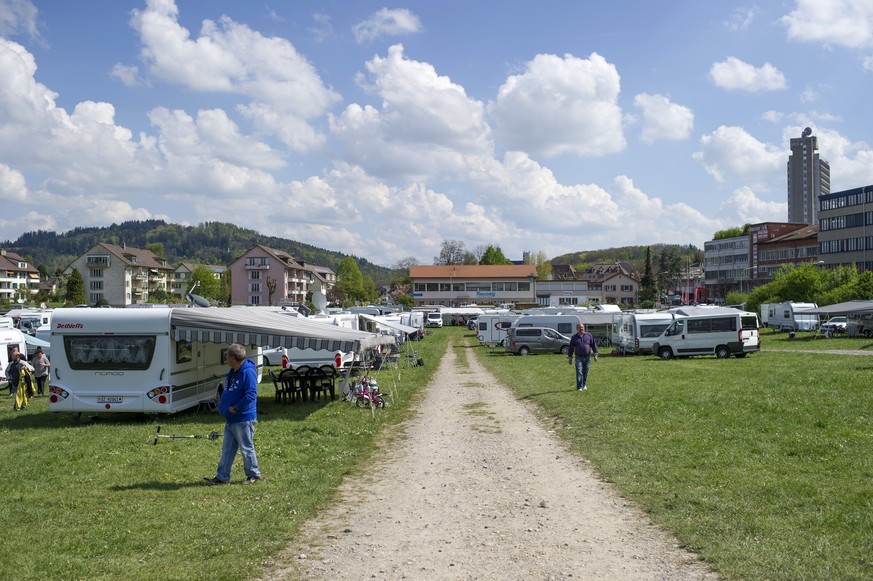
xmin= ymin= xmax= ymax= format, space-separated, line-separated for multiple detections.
xmin=355 ymin=396 xmax=369 ymax=409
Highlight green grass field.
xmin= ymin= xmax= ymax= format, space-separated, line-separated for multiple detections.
xmin=2 ymin=326 xmax=872 ymax=580
xmin=474 ymin=327 xmax=873 ymax=580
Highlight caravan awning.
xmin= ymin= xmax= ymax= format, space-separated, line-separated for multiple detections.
xmin=359 ymin=313 xmax=419 ymax=335
xmin=170 ymin=308 xmax=394 ymax=352
xmin=803 ymin=301 xmax=873 ymax=316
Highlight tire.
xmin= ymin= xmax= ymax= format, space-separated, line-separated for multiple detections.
xmin=375 ymin=396 xmax=386 ymax=408
xmin=560 ymin=345 xmax=570 ymax=356
xmin=716 ymin=346 xmax=730 ymax=359
xmin=864 ymin=329 xmax=873 ymax=338
xmin=659 ymin=347 xmax=673 ymax=360
xmin=519 ymin=346 xmax=530 ymax=356
xmin=355 ymin=397 xmax=368 ymax=409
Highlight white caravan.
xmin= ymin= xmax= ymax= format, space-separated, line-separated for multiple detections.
xmin=48 ymin=308 xmax=262 ymax=415
xmin=763 ymin=302 xmax=818 ymax=332
xmin=477 ymin=314 xmax=522 ymax=347
xmin=613 ymin=311 xmax=677 ymax=354
xmin=0 ymin=322 xmax=28 ymax=391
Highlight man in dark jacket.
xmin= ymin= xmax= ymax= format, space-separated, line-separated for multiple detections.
xmin=568 ymin=323 xmax=599 ymax=392
xmin=204 ymin=344 xmax=261 ymax=485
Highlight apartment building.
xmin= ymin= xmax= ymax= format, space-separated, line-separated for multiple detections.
xmin=409 ymin=264 xmax=537 ymax=308
xmin=539 ymin=262 xmax=640 ymax=307
xmin=67 ymin=243 xmax=173 ymax=306
xmin=227 ymin=244 xmax=329 ymax=306
xmin=0 ymin=250 xmax=40 ymax=303
xmin=818 ymin=184 xmax=873 ymax=272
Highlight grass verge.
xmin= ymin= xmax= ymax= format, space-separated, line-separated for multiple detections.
xmin=473 ymin=338 xmax=873 ymax=580
xmin=0 ymin=332 xmax=447 ymax=581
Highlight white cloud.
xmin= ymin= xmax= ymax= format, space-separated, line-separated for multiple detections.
xmin=725 ymin=6 xmax=757 ymax=31
xmin=782 ymin=0 xmax=873 ymax=49
xmin=800 ymin=126 xmax=873 ymax=191
xmin=0 ymin=163 xmax=27 ymax=202
xmin=331 ymin=44 xmax=492 ymax=180
xmin=0 ymin=0 xmax=39 ymax=40
xmin=709 ymin=57 xmax=787 ymax=91
xmin=129 ymin=0 xmax=340 ymax=151
xmin=109 ymin=63 xmax=143 ymax=87
xmin=489 ymin=52 xmax=626 ymax=157
xmin=633 ymin=93 xmax=694 ymax=143
xmin=721 ymin=186 xmax=787 ymax=223
xmin=692 ymin=126 xmax=785 ymax=184
xmin=352 ymin=8 xmax=422 ymax=43
xmin=864 ymin=54 xmax=873 ymax=70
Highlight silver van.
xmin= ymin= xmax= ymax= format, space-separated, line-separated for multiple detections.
xmin=505 ymin=327 xmax=571 ymax=356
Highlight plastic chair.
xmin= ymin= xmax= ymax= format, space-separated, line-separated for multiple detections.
xmin=293 ymin=366 xmax=313 ymax=400
xmin=277 ymin=368 xmax=303 ymax=403
xmin=268 ymin=369 xmax=287 ymax=404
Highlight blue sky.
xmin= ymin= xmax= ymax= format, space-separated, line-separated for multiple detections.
xmin=1 ymin=0 xmax=873 ymax=267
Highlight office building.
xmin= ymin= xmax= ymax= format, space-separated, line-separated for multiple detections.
xmin=787 ymin=127 xmax=830 ymax=224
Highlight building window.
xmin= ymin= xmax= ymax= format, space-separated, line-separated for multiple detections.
xmin=249 ymin=295 xmax=261 ymax=305
xmin=90 ymin=268 xmax=103 ymax=278
xmin=249 ymin=271 xmax=261 ymax=280
xmin=89 ymin=281 xmax=103 ymax=290
xmin=605 ymin=285 xmax=616 ymax=292
xmin=621 ymin=284 xmax=634 ymax=292
xmin=249 ymin=283 xmax=261 ymax=292
xmin=245 ymin=257 xmax=269 ymax=267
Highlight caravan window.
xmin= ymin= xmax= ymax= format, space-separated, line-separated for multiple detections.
xmin=64 ymin=336 xmax=156 ymax=370
xmin=556 ymin=323 xmax=573 ymax=334
xmin=640 ymin=324 xmax=670 ymax=338
xmin=176 ymin=340 xmax=193 ymax=364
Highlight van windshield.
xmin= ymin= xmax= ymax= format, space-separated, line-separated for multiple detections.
xmin=63 ymin=336 xmax=156 ymax=370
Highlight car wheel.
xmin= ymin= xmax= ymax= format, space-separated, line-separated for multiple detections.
xmin=263 ymin=357 xmax=272 ymax=367
xmin=716 ymin=346 xmax=730 ymax=359
xmin=519 ymin=346 xmax=530 ymax=356
xmin=865 ymin=329 xmax=873 ymax=338
xmin=659 ymin=347 xmax=673 ymax=360
xmin=560 ymin=345 xmax=570 ymax=356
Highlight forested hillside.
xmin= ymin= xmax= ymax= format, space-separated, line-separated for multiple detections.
xmin=552 ymin=243 xmax=703 ymax=273
xmin=3 ymin=220 xmax=393 ymax=284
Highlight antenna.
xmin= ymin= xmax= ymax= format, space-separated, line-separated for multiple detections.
xmin=802 ymin=126 xmax=812 ymax=138
xmin=312 ymin=291 xmax=328 ymax=314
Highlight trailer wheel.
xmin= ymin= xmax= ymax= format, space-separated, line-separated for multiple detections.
xmin=659 ymin=347 xmax=673 ymax=360
xmin=716 ymin=345 xmax=731 ymax=359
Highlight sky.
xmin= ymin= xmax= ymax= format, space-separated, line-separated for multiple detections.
xmin=1 ymin=1 xmax=873 ymax=268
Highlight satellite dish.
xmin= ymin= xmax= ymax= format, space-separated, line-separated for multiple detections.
xmin=186 ymin=293 xmax=212 ymax=308
xmin=802 ymin=127 xmax=812 ymax=137
xmin=312 ymin=291 xmax=328 ymax=313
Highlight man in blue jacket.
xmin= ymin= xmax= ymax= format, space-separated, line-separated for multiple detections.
xmin=568 ymin=323 xmax=599 ymax=392
xmin=204 ymin=343 xmax=262 ymax=485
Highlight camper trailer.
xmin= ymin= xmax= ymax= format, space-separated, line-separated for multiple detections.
xmin=0 ymin=322 xmax=28 ymax=391
xmin=763 ymin=302 xmax=818 ymax=332
xmin=477 ymin=314 xmax=522 ymax=347
xmin=48 ymin=308 xmax=262 ymax=415
xmin=613 ymin=311 xmax=677 ymax=354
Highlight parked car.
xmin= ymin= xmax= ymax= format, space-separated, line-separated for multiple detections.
xmin=426 ymin=312 xmax=443 ymax=328
xmin=819 ymin=316 xmax=847 ymax=336
xmin=505 ymin=326 xmax=571 ymax=356
xmin=262 ymin=346 xmax=285 ymax=366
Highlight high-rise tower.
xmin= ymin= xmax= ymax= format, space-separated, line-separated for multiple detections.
xmin=787 ymin=127 xmax=830 ymax=224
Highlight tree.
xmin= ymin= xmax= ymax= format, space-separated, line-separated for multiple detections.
xmin=335 ymin=257 xmax=365 ymax=306
xmin=266 ymin=276 xmax=278 ymax=305
xmin=526 ymin=250 xmax=552 ymax=280
xmin=191 ymin=266 xmax=222 ymax=301
xmin=434 ymin=240 xmax=467 ymax=265
xmin=65 ymin=268 xmax=86 ymax=305
xmin=656 ymin=247 xmax=682 ymax=294
xmin=146 ymin=242 xmax=166 ymax=258
xmin=479 ymin=245 xmax=512 ymax=265
xmin=638 ymin=246 xmax=657 ymax=307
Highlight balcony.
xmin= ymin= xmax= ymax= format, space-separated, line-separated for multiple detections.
xmin=244 ymin=261 xmax=270 ymax=270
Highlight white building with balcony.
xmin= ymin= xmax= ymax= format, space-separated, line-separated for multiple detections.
xmin=66 ymin=243 xmax=173 ymax=306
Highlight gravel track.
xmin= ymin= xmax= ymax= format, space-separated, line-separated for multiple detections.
xmin=261 ymin=338 xmax=719 ymax=580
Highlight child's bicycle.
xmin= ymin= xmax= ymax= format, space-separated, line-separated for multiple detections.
xmin=352 ymin=375 xmax=387 ymax=409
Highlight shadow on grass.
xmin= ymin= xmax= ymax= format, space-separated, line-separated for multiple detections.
xmin=111 ymin=480 xmax=224 ymax=492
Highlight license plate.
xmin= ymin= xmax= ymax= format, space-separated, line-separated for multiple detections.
xmin=97 ymin=396 xmax=123 ymax=403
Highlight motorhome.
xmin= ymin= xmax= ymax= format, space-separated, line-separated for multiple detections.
xmin=0 ymin=321 xmax=28 ymax=391
xmin=763 ymin=302 xmax=818 ymax=332
xmin=613 ymin=311 xmax=677 ymax=354
xmin=652 ymin=308 xmax=760 ymax=359
xmin=48 ymin=308 xmax=263 ymax=415
xmin=477 ymin=314 xmax=521 ymax=347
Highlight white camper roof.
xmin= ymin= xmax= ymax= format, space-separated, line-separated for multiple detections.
xmin=358 ymin=313 xmax=419 ymax=335
xmin=52 ymin=307 xmax=393 ymax=353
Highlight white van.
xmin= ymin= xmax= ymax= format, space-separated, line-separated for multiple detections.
xmin=48 ymin=308 xmax=262 ymax=415
xmin=652 ymin=309 xmax=760 ymax=359
xmin=426 ymin=312 xmax=444 ymax=328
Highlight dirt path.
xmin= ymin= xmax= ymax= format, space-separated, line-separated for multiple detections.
xmin=262 ymin=338 xmax=719 ymax=580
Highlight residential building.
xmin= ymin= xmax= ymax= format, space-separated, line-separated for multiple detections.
xmin=171 ymin=262 xmax=226 ymax=300
xmin=787 ymin=127 xmax=830 ymax=225
xmin=228 ymin=245 xmax=324 ymax=306
xmin=0 ymin=250 xmax=40 ymax=302
xmin=409 ymin=264 xmax=537 ymax=308
xmin=66 ymin=243 xmax=173 ymax=306
xmin=818 ymin=184 xmax=873 ymax=272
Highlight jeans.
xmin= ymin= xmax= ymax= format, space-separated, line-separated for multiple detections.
xmin=216 ymin=420 xmax=260 ymax=481
xmin=574 ymin=356 xmax=591 ymax=389
xmin=36 ymin=375 xmax=47 ymax=396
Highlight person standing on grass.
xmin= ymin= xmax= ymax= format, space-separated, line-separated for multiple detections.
xmin=6 ymin=346 xmax=21 ymax=400
xmin=31 ymin=346 xmax=50 ymax=397
xmin=204 ymin=344 xmax=261 ymax=485
xmin=568 ymin=323 xmax=599 ymax=392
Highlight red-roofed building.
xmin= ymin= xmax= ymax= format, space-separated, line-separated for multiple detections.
xmin=409 ymin=264 xmax=538 ymax=308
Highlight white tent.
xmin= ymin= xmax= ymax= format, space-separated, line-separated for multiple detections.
xmin=170 ymin=308 xmax=394 ymax=353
